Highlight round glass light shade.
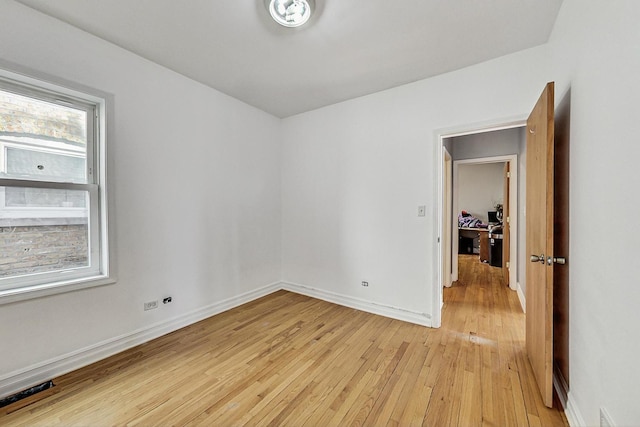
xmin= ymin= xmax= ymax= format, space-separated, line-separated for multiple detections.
xmin=268 ymin=0 xmax=313 ymax=28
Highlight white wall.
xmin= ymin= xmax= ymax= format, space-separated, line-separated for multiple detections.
xmin=547 ymin=1 xmax=640 ymax=425
xmin=282 ymin=1 xmax=640 ymax=424
xmin=4 ymin=1 xmax=639 ymax=425
xmin=452 ymin=127 xmax=523 ymax=160
xmin=281 ymin=45 xmax=553 ymax=322
xmin=457 ymin=162 xmax=504 ymax=224
xmin=0 ymin=0 xmax=281 ymax=382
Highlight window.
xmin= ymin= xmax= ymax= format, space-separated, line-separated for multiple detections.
xmin=0 ymin=70 xmax=111 ymax=302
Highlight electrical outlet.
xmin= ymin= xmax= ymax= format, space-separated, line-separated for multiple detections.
xmin=361 ymin=281 xmax=369 ymax=287
xmin=163 ymin=297 xmax=172 ymax=304
xmin=600 ymin=408 xmax=614 ymax=427
xmin=144 ymin=300 xmax=158 ymax=311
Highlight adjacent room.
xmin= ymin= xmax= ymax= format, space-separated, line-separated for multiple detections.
xmin=1 ymin=0 xmax=639 ymax=425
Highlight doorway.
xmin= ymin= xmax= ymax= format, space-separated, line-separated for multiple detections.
xmin=433 ymin=84 xmax=569 ymax=410
xmin=451 ymin=155 xmax=518 ymax=291
xmin=433 ymin=121 xmax=526 ymax=328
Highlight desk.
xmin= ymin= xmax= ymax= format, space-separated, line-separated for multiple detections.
xmin=459 ymin=227 xmax=489 ymax=263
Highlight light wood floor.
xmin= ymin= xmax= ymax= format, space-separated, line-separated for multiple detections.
xmin=2 ymin=255 xmax=568 ymax=426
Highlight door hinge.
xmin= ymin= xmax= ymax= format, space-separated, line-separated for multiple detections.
xmin=506 ymin=172 xmax=511 ymax=178
xmin=506 ymin=261 xmax=510 ymax=268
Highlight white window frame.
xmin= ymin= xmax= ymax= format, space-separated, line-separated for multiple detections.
xmin=0 ymin=68 xmax=113 ymax=304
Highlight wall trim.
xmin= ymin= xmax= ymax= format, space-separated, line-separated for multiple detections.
xmin=1 ymin=281 xmax=430 ymax=399
xmin=1 ymin=280 xmax=433 ymax=400
xmin=553 ymin=368 xmax=569 ymax=412
xmin=0 ymin=281 xmax=281 ymax=399
xmin=280 ymin=281 xmax=432 ymax=327
xmin=563 ymin=394 xmax=586 ymax=427
xmin=553 ymin=369 xmax=586 ymax=427
xmin=516 ymin=281 xmax=526 ymax=313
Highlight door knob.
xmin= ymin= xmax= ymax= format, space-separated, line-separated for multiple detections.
xmin=530 ymin=254 xmax=545 ymax=264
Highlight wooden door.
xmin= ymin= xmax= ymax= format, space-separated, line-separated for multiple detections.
xmin=526 ymin=82 xmax=555 ymax=407
xmin=553 ymin=89 xmax=571 ymax=396
xmin=502 ymin=162 xmax=510 ymax=286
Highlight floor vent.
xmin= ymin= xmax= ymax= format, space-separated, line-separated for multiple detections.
xmin=0 ymin=380 xmax=54 ymax=408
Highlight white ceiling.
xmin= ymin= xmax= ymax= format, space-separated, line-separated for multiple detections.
xmin=16 ymin=0 xmax=564 ymax=118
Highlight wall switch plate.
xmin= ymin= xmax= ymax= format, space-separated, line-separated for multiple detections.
xmin=418 ymin=205 xmax=426 ymax=217
xmin=144 ymin=300 xmax=158 ymax=311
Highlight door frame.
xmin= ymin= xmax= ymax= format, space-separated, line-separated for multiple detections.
xmin=442 ymin=148 xmax=453 ymax=289
xmin=451 ymin=155 xmax=517 ymax=290
xmin=432 ymin=117 xmax=526 ymax=328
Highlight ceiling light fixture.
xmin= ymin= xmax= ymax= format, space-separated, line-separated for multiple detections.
xmin=267 ymin=0 xmax=314 ymax=28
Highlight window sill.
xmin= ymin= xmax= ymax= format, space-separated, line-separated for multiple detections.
xmin=0 ymin=274 xmax=116 ymax=305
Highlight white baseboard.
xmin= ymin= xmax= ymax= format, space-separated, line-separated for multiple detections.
xmin=7 ymin=278 xmax=583 ymax=424
xmin=0 ymin=281 xmax=281 ymax=400
xmin=516 ymin=281 xmax=526 ymax=313
xmin=280 ymin=281 xmax=432 ymax=327
xmin=564 ymin=392 xmax=587 ymax=427
xmin=553 ymin=370 xmax=586 ymax=427
xmin=1 ymin=280 xmax=431 ymax=400
xmin=553 ymin=368 xmax=569 ymax=412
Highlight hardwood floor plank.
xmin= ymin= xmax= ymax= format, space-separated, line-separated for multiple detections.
xmin=1 ymin=256 xmax=568 ymax=426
